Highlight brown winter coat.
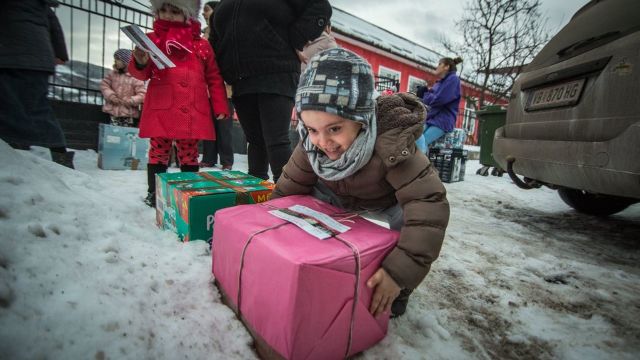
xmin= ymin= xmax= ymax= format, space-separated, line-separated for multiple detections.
xmin=273 ymin=93 xmax=450 ymax=289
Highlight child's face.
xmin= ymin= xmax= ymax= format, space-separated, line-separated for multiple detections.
xmin=202 ymin=5 xmax=213 ymax=21
xmin=158 ymin=3 xmax=186 ymax=22
xmin=301 ymin=111 xmax=362 ymax=161
xmin=114 ymin=59 xmax=126 ymax=69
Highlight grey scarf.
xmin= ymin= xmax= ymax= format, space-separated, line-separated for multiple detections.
xmin=298 ymin=113 xmax=377 ymax=181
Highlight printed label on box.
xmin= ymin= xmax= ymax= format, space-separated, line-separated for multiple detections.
xmin=288 ymin=205 xmax=351 ymax=233
xmin=106 ymin=135 xmax=121 ymax=144
xmin=269 ymin=205 xmax=351 ymax=240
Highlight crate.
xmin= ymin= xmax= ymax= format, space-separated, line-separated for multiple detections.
xmin=432 ymin=128 xmax=467 ymax=150
xmin=428 ymin=148 xmax=467 ymax=183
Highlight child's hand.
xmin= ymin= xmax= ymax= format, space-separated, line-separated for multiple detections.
xmin=133 ymin=47 xmax=149 ymax=66
xmin=109 ymin=94 xmax=121 ymax=105
xmin=367 ymin=268 xmax=401 ymax=317
xmin=216 ymin=114 xmax=226 ymax=120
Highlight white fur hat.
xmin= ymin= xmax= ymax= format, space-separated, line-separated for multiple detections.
xmin=149 ymin=0 xmax=201 ymax=20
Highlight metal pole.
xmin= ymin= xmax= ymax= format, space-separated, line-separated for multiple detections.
xmin=86 ymin=0 xmax=91 ymax=104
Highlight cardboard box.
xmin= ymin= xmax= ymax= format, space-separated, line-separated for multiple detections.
xmin=213 ymin=195 xmax=399 ymax=359
xmin=155 ymin=170 xmax=273 ymax=242
xmin=97 ymin=123 xmax=149 ymax=170
xmin=429 ymin=148 xmax=468 ymax=183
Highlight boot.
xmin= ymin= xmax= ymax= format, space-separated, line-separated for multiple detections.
xmin=391 ymin=288 xmax=413 ymax=318
xmin=169 ymin=145 xmax=180 ymax=168
xmin=9 ymin=143 xmax=31 ymax=150
xmin=180 ymin=164 xmax=199 ymax=173
xmin=50 ymin=150 xmax=75 ymax=169
xmin=145 ymin=163 xmax=168 ymax=207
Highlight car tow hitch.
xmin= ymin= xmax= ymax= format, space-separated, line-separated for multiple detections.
xmin=506 ymin=156 xmax=543 ymax=189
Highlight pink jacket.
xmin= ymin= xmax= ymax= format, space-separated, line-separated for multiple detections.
xmin=100 ymin=70 xmax=146 ymax=118
xmin=128 ymin=19 xmax=229 ymax=141
xmin=301 ymin=31 xmax=338 ymax=72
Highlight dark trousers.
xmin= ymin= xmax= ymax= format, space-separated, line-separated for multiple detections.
xmin=0 ymin=69 xmax=66 ymax=148
xmin=233 ymin=93 xmax=293 ymax=182
xmin=202 ymin=99 xmax=234 ymax=166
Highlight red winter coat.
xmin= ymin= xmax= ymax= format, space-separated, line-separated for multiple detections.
xmin=128 ymin=19 xmax=228 ymax=140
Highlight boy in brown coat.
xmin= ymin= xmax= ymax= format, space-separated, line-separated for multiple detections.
xmin=273 ymin=48 xmax=450 ymax=317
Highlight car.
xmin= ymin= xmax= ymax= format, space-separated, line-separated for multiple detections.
xmin=492 ymin=0 xmax=640 ymax=216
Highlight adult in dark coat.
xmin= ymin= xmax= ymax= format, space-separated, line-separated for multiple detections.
xmin=200 ymin=1 xmax=234 ymax=170
xmin=0 ymin=0 xmax=74 ymax=168
xmin=210 ymin=0 xmax=332 ymax=182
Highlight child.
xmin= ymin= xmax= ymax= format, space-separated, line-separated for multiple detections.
xmin=129 ymin=0 xmax=228 ymax=207
xmin=273 ymin=48 xmax=450 ymax=318
xmin=100 ymin=49 xmax=146 ymax=127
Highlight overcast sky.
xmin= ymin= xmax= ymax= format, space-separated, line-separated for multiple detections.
xmin=329 ymin=0 xmax=590 ymax=53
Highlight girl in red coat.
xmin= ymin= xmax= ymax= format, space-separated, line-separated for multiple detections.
xmin=130 ymin=0 xmax=228 ymax=207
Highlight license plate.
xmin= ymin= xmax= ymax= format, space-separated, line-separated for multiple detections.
xmin=526 ymin=79 xmax=585 ymax=111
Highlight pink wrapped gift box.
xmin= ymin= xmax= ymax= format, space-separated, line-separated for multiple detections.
xmin=212 ymin=195 xmax=399 ymax=359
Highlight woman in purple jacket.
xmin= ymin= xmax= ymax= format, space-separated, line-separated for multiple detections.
xmin=416 ymin=57 xmax=463 ymax=152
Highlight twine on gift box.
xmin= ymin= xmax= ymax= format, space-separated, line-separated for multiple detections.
xmin=199 ymin=172 xmax=254 ymax=204
xmin=237 ymin=205 xmax=364 ymax=358
xmin=332 ymin=234 xmax=361 ymax=358
xmin=237 ymin=222 xmax=289 ymax=313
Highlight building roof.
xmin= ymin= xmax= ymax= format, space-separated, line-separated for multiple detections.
xmin=330 ymin=7 xmax=445 ymax=69
xmin=330 ymin=7 xmax=505 ymax=102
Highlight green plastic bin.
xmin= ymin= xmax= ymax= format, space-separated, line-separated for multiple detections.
xmin=476 ymin=105 xmax=506 ymax=169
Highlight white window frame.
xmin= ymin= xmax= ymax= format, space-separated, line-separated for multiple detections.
xmin=407 ymin=75 xmax=426 ymax=94
xmin=462 ymin=102 xmax=476 ymax=136
xmin=377 ymin=66 xmax=401 ymax=91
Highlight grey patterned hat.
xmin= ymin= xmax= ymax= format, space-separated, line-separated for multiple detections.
xmin=114 ymin=49 xmax=132 ymax=64
xmin=295 ymin=48 xmax=376 ymax=124
xmin=295 ymin=48 xmax=378 ymax=181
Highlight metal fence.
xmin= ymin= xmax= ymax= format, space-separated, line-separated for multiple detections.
xmin=49 ymin=0 xmax=153 ymax=105
xmin=51 ymin=1 xmax=403 ymax=104
xmin=375 ymin=75 xmax=400 ymax=93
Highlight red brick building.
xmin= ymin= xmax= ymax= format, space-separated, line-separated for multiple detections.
xmin=331 ymin=8 xmax=504 ymax=145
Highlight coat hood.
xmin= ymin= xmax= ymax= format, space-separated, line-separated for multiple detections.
xmin=149 ymin=0 xmax=201 ymax=20
xmin=376 ymin=93 xmax=426 ymax=134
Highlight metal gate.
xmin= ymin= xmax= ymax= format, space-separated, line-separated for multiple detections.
xmin=47 ymin=0 xmax=154 ymax=149
xmin=50 ymin=0 xmax=153 ymax=105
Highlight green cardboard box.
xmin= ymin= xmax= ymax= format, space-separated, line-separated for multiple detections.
xmin=155 ymin=170 xmax=274 ymax=243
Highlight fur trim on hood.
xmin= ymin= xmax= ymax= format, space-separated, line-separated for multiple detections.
xmin=376 ymin=93 xmax=426 ymax=134
xmin=149 ymin=0 xmax=201 ymax=20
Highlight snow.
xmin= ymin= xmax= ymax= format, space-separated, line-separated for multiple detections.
xmin=0 ymin=140 xmax=639 ymax=359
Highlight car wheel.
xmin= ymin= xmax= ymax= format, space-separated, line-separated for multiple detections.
xmin=558 ymin=188 xmax=636 ymax=216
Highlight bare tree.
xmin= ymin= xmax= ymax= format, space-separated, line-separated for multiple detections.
xmin=443 ymin=0 xmax=550 ymax=107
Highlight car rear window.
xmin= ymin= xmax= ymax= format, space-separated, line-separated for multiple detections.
xmin=526 ymin=0 xmax=640 ymax=71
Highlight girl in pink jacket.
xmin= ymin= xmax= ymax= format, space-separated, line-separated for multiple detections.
xmin=129 ymin=0 xmax=229 ymax=207
xmin=100 ymin=49 xmax=146 ymax=127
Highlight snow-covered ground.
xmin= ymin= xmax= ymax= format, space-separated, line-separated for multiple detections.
xmin=0 ymin=141 xmax=638 ymax=360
